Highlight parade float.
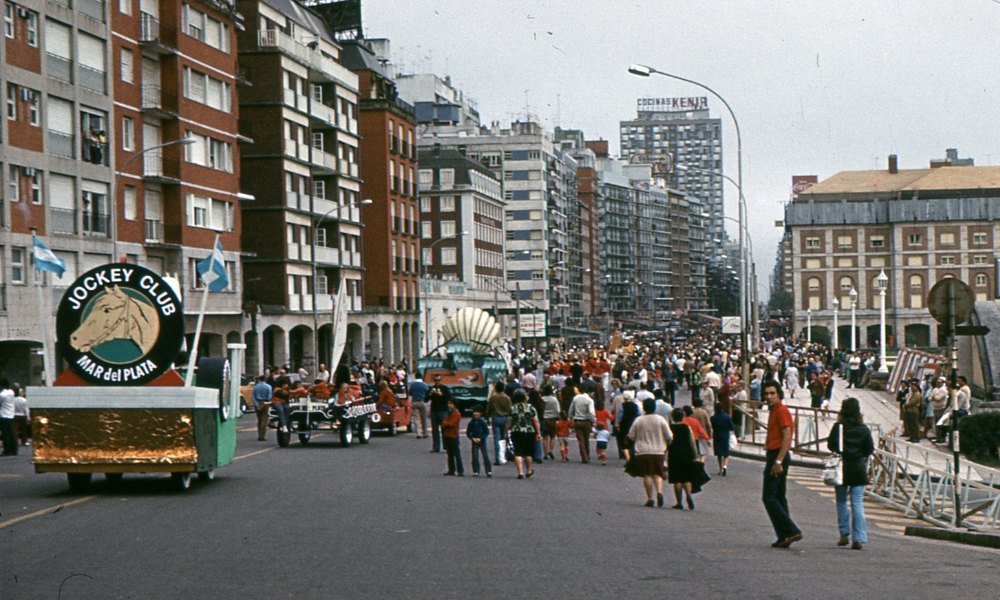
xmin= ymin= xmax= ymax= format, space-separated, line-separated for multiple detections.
xmin=416 ymin=307 xmax=508 ymax=413
xmin=30 ymin=263 xmax=243 ymax=491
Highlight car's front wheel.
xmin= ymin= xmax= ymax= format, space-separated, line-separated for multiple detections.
xmin=340 ymin=421 xmax=353 ymax=447
xmin=357 ymin=419 xmax=371 ymax=444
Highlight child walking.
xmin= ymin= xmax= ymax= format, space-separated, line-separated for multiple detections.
xmin=466 ymin=406 xmax=492 ymax=477
xmin=593 ymin=422 xmax=611 ymax=465
xmin=556 ymin=411 xmax=572 ymax=462
xmin=441 ymin=399 xmax=464 ymax=476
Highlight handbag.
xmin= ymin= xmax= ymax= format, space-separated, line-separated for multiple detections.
xmin=498 ymin=438 xmax=509 ymax=464
xmin=822 ymin=423 xmax=843 ymax=487
xmin=504 ymin=434 xmax=515 ymax=462
xmin=728 ymin=431 xmax=739 ymax=450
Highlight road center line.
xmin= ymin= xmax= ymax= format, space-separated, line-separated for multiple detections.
xmin=0 ymin=495 xmax=98 ymax=530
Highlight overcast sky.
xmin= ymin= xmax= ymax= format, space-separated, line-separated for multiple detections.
xmin=363 ymin=0 xmax=1000 ymax=300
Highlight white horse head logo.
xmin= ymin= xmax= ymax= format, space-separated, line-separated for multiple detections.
xmin=70 ymin=285 xmax=159 ymax=355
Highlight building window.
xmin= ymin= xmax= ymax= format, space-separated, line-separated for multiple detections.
xmin=420 ymin=197 xmax=430 ymax=212
xmin=440 ymin=220 xmax=455 ymax=238
xmin=805 ymin=237 xmax=820 ymax=249
xmin=976 ymin=273 xmax=988 ymax=287
xmin=120 ymin=47 xmax=134 ymax=84
xmin=906 ymin=255 xmax=924 ymax=266
xmin=837 ymin=235 xmax=852 ymax=248
xmin=26 ymin=9 xmax=36 ymax=46
xmin=441 ymin=247 xmax=456 ymax=265
xmin=907 ymin=233 xmax=922 ymax=246
xmin=940 ymin=256 xmax=956 ymax=265
xmin=836 ymin=258 xmax=853 ymax=268
xmin=973 ymin=232 xmax=988 ymax=245
xmin=839 ymin=276 xmax=853 ymax=293
xmin=6 ymin=83 xmax=15 ymax=120
xmin=439 ymin=169 xmax=455 ymax=186
xmin=119 ymin=0 xmax=131 ymax=15
xmin=7 ymin=164 xmax=18 ymax=202
xmin=124 ymin=186 xmax=136 ymax=220
xmin=869 ymin=257 xmax=886 ymax=268
xmin=27 ymin=90 xmax=39 ymax=125
xmin=421 ymin=221 xmax=431 ymax=239
xmin=30 ymin=170 xmax=40 ymax=204
xmin=804 ymin=259 xmax=820 ymax=269
xmin=122 ymin=116 xmax=134 ymax=151
xmin=11 ymin=247 xmax=25 ymax=283
xmin=440 ymin=195 xmax=455 ymax=212
xmin=3 ymin=3 xmax=13 ymax=39
xmin=973 ymin=255 xmax=989 ymax=265
xmin=807 ymin=277 xmax=820 ymax=292
xmin=939 ymin=232 xmax=955 ymax=245
xmin=869 ymin=235 xmax=884 ymax=248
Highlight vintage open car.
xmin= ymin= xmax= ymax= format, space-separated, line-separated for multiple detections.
xmin=270 ymin=385 xmax=377 ymax=447
xmin=368 ymin=391 xmax=415 ymax=436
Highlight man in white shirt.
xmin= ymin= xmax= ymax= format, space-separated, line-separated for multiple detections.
xmin=0 ymin=382 xmax=16 ymax=456
xmin=568 ymin=388 xmax=596 ymax=463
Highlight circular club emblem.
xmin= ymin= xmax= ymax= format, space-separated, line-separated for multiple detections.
xmin=57 ymin=263 xmax=184 ymax=385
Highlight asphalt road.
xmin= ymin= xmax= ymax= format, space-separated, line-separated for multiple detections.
xmin=2 ymin=415 xmax=999 ymax=600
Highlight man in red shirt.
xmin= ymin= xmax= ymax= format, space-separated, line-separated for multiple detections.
xmin=761 ymin=380 xmax=802 ymax=548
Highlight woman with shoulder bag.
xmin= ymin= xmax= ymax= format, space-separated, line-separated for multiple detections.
xmin=827 ymin=397 xmax=874 ymax=550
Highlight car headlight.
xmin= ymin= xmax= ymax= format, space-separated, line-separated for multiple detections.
xmin=370 ymin=412 xmax=381 ymax=423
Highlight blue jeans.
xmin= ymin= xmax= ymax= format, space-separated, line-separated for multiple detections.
xmin=762 ymin=449 xmax=801 ymax=540
xmin=272 ymin=403 xmax=291 ymax=430
xmin=490 ymin=416 xmax=509 ymax=463
xmin=431 ymin=410 xmax=449 ymax=452
xmin=471 ymin=441 xmax=491 ymax=475
xmin=835 ymin=484 xmax=868 ymax=543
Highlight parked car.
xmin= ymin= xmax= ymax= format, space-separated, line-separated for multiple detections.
xmin=239 ymin=375 xmax=254 ymax=415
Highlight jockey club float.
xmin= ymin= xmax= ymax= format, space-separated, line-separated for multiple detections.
xmin=30 ymin=262 xmax=244 ymax=492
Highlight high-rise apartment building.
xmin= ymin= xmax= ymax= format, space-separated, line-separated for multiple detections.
xmin=620 ymin=97 xmax=724 ymax=248
xmin=339 ymin=37 xmax=420 ymax=365
xmin=1 ymin=0 xmax=244 ymax=385
xmin=236 ymin=0 xmax=363 ymax=373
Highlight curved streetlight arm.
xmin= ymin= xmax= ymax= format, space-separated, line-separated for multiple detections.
xmin=112 ymin=135 xmax=196 ymax=259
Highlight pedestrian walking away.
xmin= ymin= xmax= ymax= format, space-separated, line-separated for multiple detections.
xmin=761 ymin=380 xmax=802 ymax=548
xmin=408 ymin=372 xmax=430 ymax=438
xmin=625 ymin=398 xmax=673 ymax=507
xmin=251 ymin=375 xmax=273 ymax=441
xmin=828 ymin=397 xmax=874 ymax=550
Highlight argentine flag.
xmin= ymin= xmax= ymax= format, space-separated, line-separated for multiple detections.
xmin=32 ymin=235 xmax=65 ymax=277
xmin=196 ymin=237 xmax=229 ymax=292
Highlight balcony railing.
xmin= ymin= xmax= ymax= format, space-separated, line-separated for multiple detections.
xmin=82 ymin=211 xmax=109 ymax=236
xmin=81 ymin=140 xmax=109 ymax=166
xmin=45 ymin=53 xmax=72 ymax=83
xmin=78 ymin=0 xmax=104 ymax=22
xmin=47 ymin=131 xmax=74 ymax=158
xmin=144 ymin=218 xmax=163 ymax=242
xmin=142 ymin=153 xmax=181 ymax=180
xmin=50 ymin=208 xmax=77 ymax=234
xmin=79 ymin=64 xmax=106 ymax=93
xmin=141 ymin=85 xmax=178 ymax=115
xmin=139 ymin=11 xmax=175 ymax=50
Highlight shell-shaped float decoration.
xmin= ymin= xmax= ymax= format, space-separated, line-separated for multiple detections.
xmin=441 ymin=307 xmax=501 ymax=355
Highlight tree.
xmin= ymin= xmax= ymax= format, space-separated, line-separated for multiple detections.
xmin=768 ymin=289 xmax=793 ymax=316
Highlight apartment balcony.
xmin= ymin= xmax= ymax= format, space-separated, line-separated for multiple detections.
xmin=81 ymin=140 xmax=109 ymax=166
xmin=308 ymin=102 xmax=336 ymax=127
xmin=310 ymin=148 xmax=338 ymax=174
xmin=79 ymin=65 xmax=106 ymax=94
xmin=45 ymin=52 xmax=72 ymax=83
xmin=285 ymin=139 xmax=309 ymax=162
xmin=142 ymin=153 xmax=181 ymax=184
xmin=285 ymin=191 xmax=309 ymax=211
xmin=78 ymin=0 xmax=105 ymax=22
xmin=139 ymin=12 xmax=177 ymax=54
xmin=82 ymin=211 xmax=109 ymax=236
xmin=337 ymin=159 xmax=359 ymax=179
xmin=50 ymin=208 xmax=77 ymax=234
xmin=141 ymin=85 xmax=179 ymax=119
xmin=314 ymin=244 xmax=340 ymax=265
xmin=47 ymin=131 xmax=75 ymax=158
xmin=313 ymin=196 xmax=338 ymax=216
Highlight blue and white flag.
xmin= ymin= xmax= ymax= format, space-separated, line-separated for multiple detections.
xmin=32 ymin=235 xmax=65 ymax=277
xmin=196 ymin=236 xmax=229 ymax=292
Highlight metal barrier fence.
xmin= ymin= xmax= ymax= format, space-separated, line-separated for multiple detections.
xmin=869 ymin=436 xmax=1000 ymax=531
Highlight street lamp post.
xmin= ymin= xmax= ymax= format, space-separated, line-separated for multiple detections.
xmin=877 ymin=270 xmax=889 ymax=373
xmin=849 ymin=287 xmax=858 ymax=352
xmin=112 ymin=136 xmax=196 ymax=260
xmin=311 ymin=198 xmax=372 ymax=374
xmin=420 ymin=231 xmax=468 ymax=354
xmin=631 ymin=63 xmax=748 ymax=387
xmin=806 ymin=308 xmax=812 ymax=343
xmin=832 ymin=297 xmax=839 ymax=350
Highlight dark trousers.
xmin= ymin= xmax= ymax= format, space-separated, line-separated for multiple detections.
xmin=471 ymin=441 xmax=491 ymax=474
xmin=574 ymin=420 xmax=592 ymax=462
xmin=0 ymin=418 xmax=16 ymax=456
xmin=762 ymin=449 xmax=800 ymax=540
xmin=443 ymin=437 xmax=463 ymax=474
xmin=431 ymin=410 xmax=449 ymax=452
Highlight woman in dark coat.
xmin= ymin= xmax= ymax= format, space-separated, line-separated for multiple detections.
xmin=668 ymin=408 xmax=698 ymax=510
xmin=827 ymin=397 xmax=875 ymax=550
xmin=710 ymin=401 xmax=735 ymax=476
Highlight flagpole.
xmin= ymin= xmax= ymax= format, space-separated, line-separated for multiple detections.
xmin=185 ymin=234 xmax=220 ymax=387
xmin=30 ymin=231 xmax=56 ymax=386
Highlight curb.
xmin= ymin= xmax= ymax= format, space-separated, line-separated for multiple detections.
xmin=905 ymin=526 xmax=1000 ymax=549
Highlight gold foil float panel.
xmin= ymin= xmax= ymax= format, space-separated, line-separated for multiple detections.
xmin=33 ymin=408 xmax=197 ymax=464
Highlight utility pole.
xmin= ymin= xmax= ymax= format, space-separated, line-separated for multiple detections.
xmin=515 ymin=282 xmax=522 ymax=356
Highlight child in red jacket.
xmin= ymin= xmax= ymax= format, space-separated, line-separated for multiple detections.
xmin=441 ymin=399 xmax=464 ymax=476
